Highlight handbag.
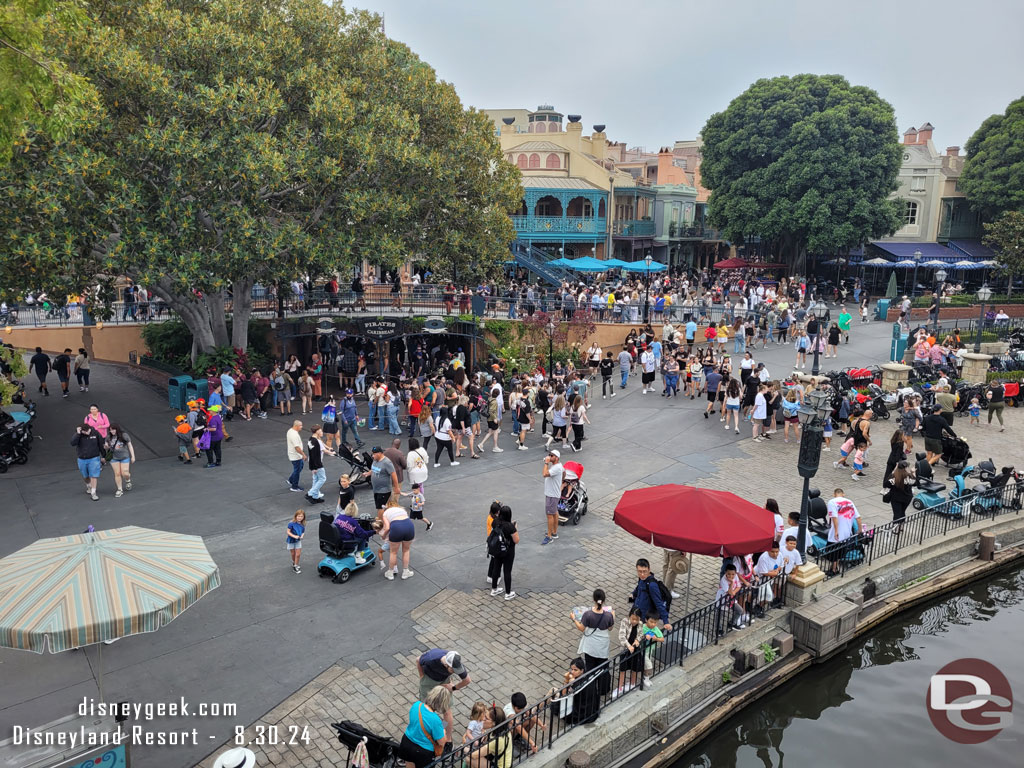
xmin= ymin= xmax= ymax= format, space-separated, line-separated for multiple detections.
xmin=197 ymin=431 xmax=212 ymax=450
xmin=417 ymin=704 xmax=444 ymax=757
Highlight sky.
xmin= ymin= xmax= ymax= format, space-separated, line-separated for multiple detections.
xmin=348 ymin=0 xmax=1024 ymax=152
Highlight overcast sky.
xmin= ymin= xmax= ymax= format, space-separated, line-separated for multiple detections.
xmin=350 ymin=0 xmax=1023 ymax=152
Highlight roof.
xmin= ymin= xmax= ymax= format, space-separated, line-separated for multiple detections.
xmin=949 ymin=239 xmax=998 ymax=261
xmin=506 ymin=140 xmax=567 ymax=152
xmin=519 ymin=176 xmax=602 ymax=190
xmin=869 ymin=241 xmax=958 ymax=262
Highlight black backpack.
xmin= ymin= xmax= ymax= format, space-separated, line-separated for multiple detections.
xmin=486 ymin=527 xmax=509 ymax=557
xmin=646 ymin=577 xmax=673 ymax=615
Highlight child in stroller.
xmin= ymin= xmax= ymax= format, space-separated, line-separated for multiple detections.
xmin=557 ymin=461 xmax=589 ymax=525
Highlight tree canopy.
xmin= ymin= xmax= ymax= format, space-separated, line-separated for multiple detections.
xmin=960 ymin=96 xmax=1024 ymax=220
xmin=0 ymin=0 xmax=97 ymax=164
xmin=699 ymin=74 xmax=902 ymax=268
xmin=0 ymin=0 xmax=521 ymax=352
xmin=983 ymin=210 xmax=1024 ymax=298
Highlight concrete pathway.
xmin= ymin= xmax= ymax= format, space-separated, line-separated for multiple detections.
xmin=1 ymin=320 xmax=1019 ymax=768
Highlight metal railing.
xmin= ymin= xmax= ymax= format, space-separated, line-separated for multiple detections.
xmin=811 ymin=480 xmax=1024 ymax=580
xmin=422 ymin=571 xmax=791 ymax=768
xmin=612 ymin=219 xmax=656 ymax=237
xmin=512 ymin=215 xmax=606 ymax=235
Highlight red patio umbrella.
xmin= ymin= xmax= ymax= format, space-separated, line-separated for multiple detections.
xmin=712 ymin=257 xmax=751 ymax=269
xmin=614 ymin=485 xmax=775 ymax=610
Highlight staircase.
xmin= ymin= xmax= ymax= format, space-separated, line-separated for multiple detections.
xmin=510 ymin=241 xmax=571 ymax=286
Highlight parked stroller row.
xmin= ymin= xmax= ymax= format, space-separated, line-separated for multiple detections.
xmin=0 ymin=397 xmax=37 ymax=473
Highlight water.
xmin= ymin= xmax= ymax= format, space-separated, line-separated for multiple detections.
xmin=677 ymin=565 xmax=1023 ymax=768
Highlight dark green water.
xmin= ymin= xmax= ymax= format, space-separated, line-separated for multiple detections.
xmin=677 ymin=565 xmax=1023 ymax=767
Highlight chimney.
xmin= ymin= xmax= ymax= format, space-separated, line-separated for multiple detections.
xmin=903 ymin=126 xmax=918 ymax=145
xmin=565 ymin=114 xmax=582 ymax=152
xmin=945 ymin=146 xmax=959 ymax=157
xmin=500 ymin=116 xmax=515 ymax=136
xmin=917 ymin=122 xmax=934 ymax=144
xmin=591 ymin=124 xmax=607 ymax=162
xmin=657 ymin=147 xmax=673 ymax=184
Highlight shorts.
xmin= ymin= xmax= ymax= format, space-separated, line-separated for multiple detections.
xmin=487 ymin=420 xmax=499 ymax=431
xmin=77 ymin=456 xmax=102 ymax=478
xmin=388 ymin=518 xmax=416 ymax=542
xmin=545 ymin=496 xmax=559 ymax=516
xmin=373 ymin=491 xmax=391 ymax=509
xmin=588 ymin=360 xmax=599 ymax=369
xmin=707 ymin=391 xmax=718 ymax=403
xmin=110 ymin=457 xmax=130 ymax=464
xmin=925 ymin=437 xmax=943 ymax=454
xmin=225 ymin=394 xmax=236 ymax=407
xmin=642 ymin=371 xmax=655 ymax=384
xmin=409 ymin=507 xmax=424 ymax=520
xmin=286 ymin=541 xmax=302 ymax=550
xmin=470 ymin=411 xmax=480 ymax=426
xmin=323 ymin=423 xmax=338 ymax=434
xmin=717 ymin=390 xmax=726 ymax=402
xmin=35 ymin=371 xmax=47 ymax=382
xmin=57 ymin=373 xmax=69 ymax=383
xmin=785 ymin=415 xmax=798 ymax=424
xmin=726 ymin=404 xmax=740 ymax=412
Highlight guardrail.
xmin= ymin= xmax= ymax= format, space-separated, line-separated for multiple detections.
xmin=421 ymin=570 xmax=791 ymax=768
xmin=811 ymin=480 xmax=1024 ymax=580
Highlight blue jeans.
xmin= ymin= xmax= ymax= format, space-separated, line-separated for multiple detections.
xmin=734 ymin=336 xmax=745 ymax=354
xmin=387 ymin=406 xmax=401 ymax=434
xmin=342 ymin=419 xmax=362 ymax=446
xmin=620 ymin=367 xmax=629 ymax=387
xmin=408 ymin=415 xmax=417 ymax=437
xmin=368 ymin=403 xmax=378 ymax=429
xmin=309 ymin=467 xmax=327 ymax=499
xmin=288 ymin=458 xmax=304 ymax=489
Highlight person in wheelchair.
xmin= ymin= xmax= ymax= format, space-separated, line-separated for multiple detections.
xmin=324 ymin=507 xmax=373 ymax=564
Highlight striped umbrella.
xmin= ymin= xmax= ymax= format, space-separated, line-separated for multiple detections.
xmin=0 ymin=526 xmax=219 ymax=695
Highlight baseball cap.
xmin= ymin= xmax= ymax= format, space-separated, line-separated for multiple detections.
xmin=444 ymin=651 xmax=466 ymax=675
xmin=548 ymin=448 xmax=560 ymax=458
xmin=371 ymin=445 xmax=383 ymax=453
xmin=345 ymin=388 xmax=354 ymax=394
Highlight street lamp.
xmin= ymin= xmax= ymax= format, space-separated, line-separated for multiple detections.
xmin=911 ymin=249 xmax=922 ymax=297
xmin=973 ymin=284 xmax=993 ymax=353
xmin=795 ymin=388 xmax=832 ymax=559
xmin=643 ymin=253 xmax=653 ymax=323
xmin=934 ymin=268 xmax=948 ymax=333
xmin=546 ymin=318 xmax=556 ymax=375
xmin=807 ymin=311 xmax=822 ymax=376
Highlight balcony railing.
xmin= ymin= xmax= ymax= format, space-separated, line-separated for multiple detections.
xmin=511 ymin=215 xmax=605 ymax=235
xmin=612 ymin=219 xmax=655 ymax=237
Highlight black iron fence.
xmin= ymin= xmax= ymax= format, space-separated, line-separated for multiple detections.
xmin=422 ymin=572 xmax=790 ymax=768
xmin=812 ymin=480 xmax=1024 ymax=580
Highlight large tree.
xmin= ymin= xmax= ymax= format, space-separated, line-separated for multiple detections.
xmin=0 ymin=0 xmax=97 ymax=163
xmin=0 ymin=0 xmax=520 ymax=352
xmin=983 ymin=210 xmax=1024 ymax=298
xmin=699 ymin=74 xmax=902 ymax=269
xmin=960 ymin=96 xmax=1024 ymax=220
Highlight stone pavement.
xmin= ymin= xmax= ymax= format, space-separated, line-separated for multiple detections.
xmin=2 ymin=318 xmax=1022 ymax=768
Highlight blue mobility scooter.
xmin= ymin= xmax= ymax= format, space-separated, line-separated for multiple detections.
xmin=317 ymin=511 xmax=376 ymax=583
xmin=912 ymin=453 xmax=976 ymax=516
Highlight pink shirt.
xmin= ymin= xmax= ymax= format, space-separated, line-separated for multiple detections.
xmin=85 ymin=412 xmax=110 ymax=438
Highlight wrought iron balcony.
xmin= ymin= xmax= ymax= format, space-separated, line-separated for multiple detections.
xmin=511 ymin=215 xmax=605 ymax=235
xmin=612 ymin=219 xmax=656 ymax=237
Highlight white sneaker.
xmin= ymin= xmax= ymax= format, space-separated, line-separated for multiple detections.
xmin=611 ymin=392 xmax=616 ymax=397
xmin=379 ymin=559 xmax=387 ymax=569
xmin=670 ymin=591 xmax=681 ymax=599
xmin=720 ymin=417 xmax=725 ymax=422
xmin=90 ymin=491 xmax=99 ymax=501
xmin=492 ymin=447 xmax=504 ymax=453
xmin=833 ymin=461 xmax=840 ymax=469
xmin=384 ymin=570 xmax=394 ymax=580
xmin=401 ymin=569 xmax=414 ymax=580
xmin=602 ymin=395 xmax=607 ymax=399
xmin=642 ymin=676 xmax=652 ymax=688
xmin=517 ymin=445 xmax=528 ymax=451
xmin=504 ymin=591 xmax=516 ymax=600
xmin=451 ymin=461 xmax=460 ymax=466
xmin=724 ymin=424 xmax=730 ymax=430
xmin=490 ymin=587 xmax=504 ymax=596
xmin=354 ymin=553 xmax=366 ymax=564
xmin=433 ymin=463 xmax=441 ymax=467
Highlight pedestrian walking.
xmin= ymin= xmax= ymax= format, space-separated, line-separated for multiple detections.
xmin=73 ymin=348 xmax=91 ymax=391
xmin=569 ymin=395 xmax=589 ymax=452
xmin=339 ymin=389 xmax=364 ymax=447
xmin=432 ymin=406 xmax=459 ymax=467
xmin=987 ymin=380 xmax=1006 ymax=432
xmin=105 ymin=423 xmax=135 ymax=497
xmin=380 ymin=496 xmax=415 ymax=580
xmin=286 ymin=510 xmax=305 ymax=574
xmin=617 ymin=348 xmax=632 ymax=389
xmin=484 ymin=387 xmax=504 ymax=453
xmin=29 ymin=346 xmax=50 ymax=396
xmin=541 ymin=448 xmax=563 ymax=545
xmin=306 ymin=424 xmax=334 ymax=503
xmin=202 ymin=404 xmax=224 ymax=466
xmin=286 ymin=419 xmax=306 ymax=492
xmin=71 ymin=423 xmax=105 ymax=501
xmin=599 ymin=351 xmax=615 ymax=399
xmin=84 ymin=403 xmax=110 ymax=438
xmin=53 ymin=348 xmax=72 ymax=397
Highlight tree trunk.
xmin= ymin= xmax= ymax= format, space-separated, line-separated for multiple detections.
xmin=148 ymin=279 xmax=220 ymax=354
xmin=231 ymin=277 xmax=254 ymax=351
xmin=205 ymin=292 xmax=230 ymax=348
xmin=1007 ymin=272 xmax=1014 ymax=300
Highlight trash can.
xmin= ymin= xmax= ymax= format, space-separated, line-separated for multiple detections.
xmin=874 ymin=298 xmax=891 ymax=321
xmin=168 ymin=376 xmax=193 ymax=410
xmin=890 ymin=323 xmax=908 ymax=362
xmin=185 ymin=378 xmax=209 ymax=404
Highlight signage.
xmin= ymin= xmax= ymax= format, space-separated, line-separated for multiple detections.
xmin=423 ymin=316 xmax=446 ymax=334
xmin=360 ymin=318 xmax=401 ymax=339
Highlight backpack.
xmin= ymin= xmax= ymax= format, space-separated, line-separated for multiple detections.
xmin=273 ymin=374 xmax=286 ymax=391
xmin=645 ymin=577 xmax=673 ymax=615
xmin=487 ymin=526 xmax=509 ymax=557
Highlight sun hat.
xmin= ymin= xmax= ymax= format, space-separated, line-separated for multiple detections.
xmin=213 ymin=748 xmax=256 ymax=768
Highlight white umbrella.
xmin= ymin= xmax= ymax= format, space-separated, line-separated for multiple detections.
xmin=920 ymin=259 xmax=949 ymax=268
xmin=863 ymin=257 xmax=892 ymax=266
xmin=953 ymin=260 xmax=979 ymax=269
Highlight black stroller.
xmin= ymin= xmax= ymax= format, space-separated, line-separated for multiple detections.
xmin=339 ymin=444 xmax=373 ymax=486
xmin=332 ymin=721 xmax=401 ymax=768
xmin=941 ymin=434 xmax=971 ymax=476
xmin=556 ymin=461 xmax=589 ymax=525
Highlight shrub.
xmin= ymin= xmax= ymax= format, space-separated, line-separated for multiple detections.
xmin=987 ymin=370 xmax=1024 ymax=382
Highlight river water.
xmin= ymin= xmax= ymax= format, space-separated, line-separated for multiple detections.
xmin=677 ymin=565 xmax=1022 ymax=767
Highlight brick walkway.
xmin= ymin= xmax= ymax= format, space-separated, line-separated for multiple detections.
xmin=204 ymin=406 xmax=1024 ymax=768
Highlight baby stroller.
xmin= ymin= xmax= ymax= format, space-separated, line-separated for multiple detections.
xmin=557 ymin=460 xmax=589 ymax=525
xmin=339 ymin=443 xmax=373 ymax=486
xmin=941 ymin=434 xmax=971 ymax=475
xmin=332 ymin=721 xmax=400 ymax=768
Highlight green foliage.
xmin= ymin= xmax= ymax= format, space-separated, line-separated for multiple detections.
xmin=483 ymin=319 xmax=520 ymax=348
xmin=0 ymin=0 xmax=521 ymax=352
xmin=141 ymin=318 xmax=194 ymax=370
xmin=983 ymin=210 xmax=1024 ymax=297
xmin=0 ymin=345 xmax=30 ymax=405
xmin=961 ymin=97 xmax=1024 ymax=219
xmin=721 ymin=670 xmax=732 ymax=684
xmin=761 ymin=642 xmax=777 ymax=664
xmin=988 ymin=370 xmax=1024 ymax=383
xmin=700 ymin=74 xmax=903 ymax=265
xmin=0 ymin=0 xmax=98 ymax=164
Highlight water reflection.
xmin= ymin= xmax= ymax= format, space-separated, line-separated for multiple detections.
xmin=676 ymin=568 xmax=1023 ymax=768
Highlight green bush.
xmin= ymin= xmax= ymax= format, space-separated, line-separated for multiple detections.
xmin=140 ymin=318 xmax=273 ymax=375
xmin=987 ymin=370 xmax=1024 ymax=382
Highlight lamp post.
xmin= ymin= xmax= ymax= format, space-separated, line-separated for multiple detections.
xmin=973 ymin=284 xmax=993 ymax=353
xmin=911 ymin=249 xmax=922 ymax=297
xmin=795 ymin=389 xmax=832 ymax=559
xmin=933 ymin=268 xmax=947 ymax=333
xmin=643 ymin=253 xmax=653 ymax=323
xmin=808 ymin=312 xmax=822 ymax=376
xmin=546 ymin=318 xmax=556 ymax=375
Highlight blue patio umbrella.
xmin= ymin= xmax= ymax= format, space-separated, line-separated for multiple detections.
xmin=623 ymin=260 xmax=667 ymax=273
xmin=547 ymin=257 xmax=573 ymax=267
xmin=565 ymin=256 xmax=614 ymax=273
xmin=601 ymin=258 xmax=633 ymax=269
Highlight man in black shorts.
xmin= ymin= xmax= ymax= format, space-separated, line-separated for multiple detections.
xmin=703 ymin=367 xmax=722 ymax=418
xmin=29 ymin=346 xmax=51 ymax=396
xmin=367 ymin=445 xmax=399 ymax=515
xmin=52 ymin=347 xmax=73 ymax=398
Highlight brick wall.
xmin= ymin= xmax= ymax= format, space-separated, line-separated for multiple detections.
xmin=886 ymin=304 xmax=1024 ymax=322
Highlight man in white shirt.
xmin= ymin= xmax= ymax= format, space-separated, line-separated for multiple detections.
xmin=826 ymin=490 xmax=861 ymax=544
xmin=640 ymin=346 xmax=657 ymax=394
xmin=752 ymin=383 xmax=768 ymax=442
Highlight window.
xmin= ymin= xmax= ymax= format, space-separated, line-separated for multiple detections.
xmin=910 ymin=174 xmax=926 ymax=192
xmin=545 ymin=153 xmax=561 ymax=169
xmin=516 ymin=154 xmax=527 ymax=170
xmin=904 ymin=200 xmax=918 ymax=225
xmin=535 ymin=122 xmax=546 ymax=133
xmin=582 ymin=200 xmax=593 ymax=217
xmin=528 ymin=153 xmax=541 ymax=169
